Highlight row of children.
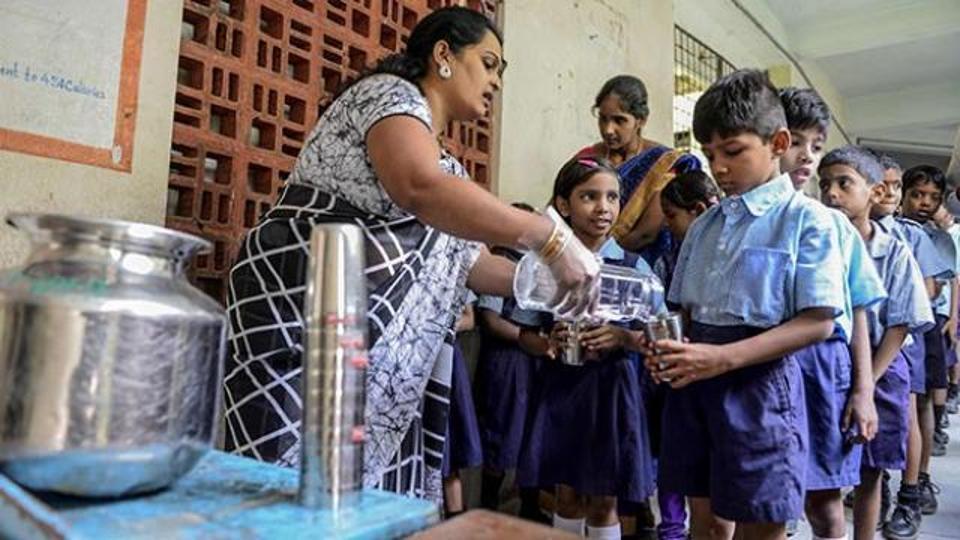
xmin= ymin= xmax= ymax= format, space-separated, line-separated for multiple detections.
xmin=440 ymin=69 xmax=957 ymax=540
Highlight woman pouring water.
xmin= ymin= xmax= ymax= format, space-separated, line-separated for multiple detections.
xmin=221 ymin=7 xmax=598 ymax=503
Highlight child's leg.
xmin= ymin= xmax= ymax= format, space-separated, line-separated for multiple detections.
xmin=917 ymin=392 xmax=934 ymax=472
xmin=853 ymin=467 xmax=882 ymax=539
xmin=553 ymin=484 xmax=585 ymax=534
xmin=480 ymin=466 xmax=503 ymax=510
xmin=519 ymin=487 xmax=546 ymax=521
xmin=732 ymin=522 xmax=786 ymax=540
xmin=586 ymin=495 xmax=620 ymax=538
xmin=804 ymin=488 xmax=846 ymax=538
xmin=905 ymin=394 xmax=922 ymax=485
xmin=443 ymin=472 xmax=464 ymax=516
xmin=689 ymin=497 xmax=734 ymax=540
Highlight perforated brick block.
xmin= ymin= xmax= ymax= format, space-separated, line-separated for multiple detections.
xmin=168 ymin=0 xmax=498 ymax=302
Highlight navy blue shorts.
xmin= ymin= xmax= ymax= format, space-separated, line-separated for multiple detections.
xmin=862 ymin=352 xmax=910 ymax=470
xmin=793 ymin=337 xmax=862 ymax=490
xmin=903 ymin=333 xmax=926 ymax=395
xmin=659 ymin=323 xmax=807 ymax=523
xmin=924 ymin=315 xmax=948 ymax=391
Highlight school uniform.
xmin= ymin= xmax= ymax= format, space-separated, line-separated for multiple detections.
xmin=875 ymin=215 xmax=952 ymax=394
xmin=515 ymin=239 xmax=656 ymax=504
xmin=922 ymin=222 xmax=958 ymax=391
xmin=475 ymin=292 xmax=541 ymax=473
xmin=862 ymin=227 xmax=934 ymax=470
xmin=442 ymin=293 xmax=483 ymax=477
xmin=943 ymin=224 xmax=960 ymax=368
xmin=662 ymin=174 xmax=846 ymax=523
xmin=792 ymin=210 xmax=886 ymax=491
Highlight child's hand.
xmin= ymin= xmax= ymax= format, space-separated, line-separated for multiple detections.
xmin=519 ymin=329 xmax=556 ymax=360
xmin=943 ymin=317 xmax=957 ymax=345
xmin=842 ymin=387 xmax=878 ymax=444
xmin=645 ymin=340 xmax=729 ymax=388
xmin=579 ymin=325 xmax=627 ymax=356
xmin=549 ymin=322 xmax=571 ymax=348
xmin=623 ymin=330 xmax=652 ymax=354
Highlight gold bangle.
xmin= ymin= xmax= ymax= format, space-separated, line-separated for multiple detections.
xmin=537 ymin=223 xmax=561 ymax=259
xmin=539 ymin=229 xmax=563 ymax=263
xmin=541 ymin=226 xmax=569 ymax=265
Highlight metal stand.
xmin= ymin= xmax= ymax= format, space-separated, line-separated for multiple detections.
xmin=0 ymin=451 xmax=437 ymax=539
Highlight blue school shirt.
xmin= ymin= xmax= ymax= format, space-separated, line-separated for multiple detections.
xmin=865 ymin=225 xmax=935 ymax=348
xmin=931 ymin=223 xmax=960 ymax=317
xmin=827 ymin=208 xmax=886 ymax=342
xmin=668 ymin=174 xmax=846 ymax=328
xmin=875 ymin=215 xmax=952 ymax=280
xmin=922 ymin=222 xmax=959 ymax=317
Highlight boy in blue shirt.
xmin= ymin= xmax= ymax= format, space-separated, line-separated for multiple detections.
xmin=780 ymin=87 xmax=884 ymax=540
xmin=647 ymin=70 xmax=846 ymax=539
xmin=870 ymin=154 xmax=950 ymax=537
xmin=817 ymin=146 xmax=933 ymax=540
xmin=899 ymin=164 xmax=956 ymax=520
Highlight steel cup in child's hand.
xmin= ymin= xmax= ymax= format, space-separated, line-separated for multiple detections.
xmin=642 ymin=312 xmax=683 ymax=381
xmin=559 ymin=320 xmax=586 ymax=366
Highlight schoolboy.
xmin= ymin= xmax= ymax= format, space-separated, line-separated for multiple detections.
xmin=818 ymin=145 xmax=933 ymax=540
xmin=780 ymin=87 xmax=884 ymax=540
xmin=649 ymin=70 xmax=847 ymax=540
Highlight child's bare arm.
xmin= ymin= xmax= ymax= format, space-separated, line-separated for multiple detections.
xmin=871 ymin=325 xmax=908 ymax=383
xmin=647 ymin=307 xmax=835 ymax=388
xmin=478 ymin=309 xmax=520 ymax=343
xmin=846 ymin=308 xmax=878 ymax=441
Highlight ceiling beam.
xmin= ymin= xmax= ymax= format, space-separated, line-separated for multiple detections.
xmin=787 ymin=0 xmax=960 ymax=59
xmin=847 ymin=81 xmax=960 ymax=135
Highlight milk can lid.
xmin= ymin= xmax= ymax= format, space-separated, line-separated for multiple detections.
xmin=6 ymin=213 xmax=212 ymax=260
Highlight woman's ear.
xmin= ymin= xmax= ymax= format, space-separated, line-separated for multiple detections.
xmin=431 ymin=40 xmax=453 ymax=70
xmin=636 ymin=116 xmax=648 ymax=132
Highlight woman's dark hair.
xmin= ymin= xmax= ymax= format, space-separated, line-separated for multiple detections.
xmin=902 ymin=164 xmax=947 ymax=196
xmin=660 ymin=170 xmax=721 ymax=211
xmin=551 ymin=156 xmax=620 ymax=204
xmin=594 ymin=75 xmax=650 ymax=120
xmin=370 ymin=6 xmax=501 ymax=83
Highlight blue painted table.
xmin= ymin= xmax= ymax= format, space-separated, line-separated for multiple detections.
xmin=0 ymin=451 xmax=438 ymax=539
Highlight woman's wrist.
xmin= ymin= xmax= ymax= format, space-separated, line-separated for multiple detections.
xmin=519 ymin=213 xmax=555 ymax=252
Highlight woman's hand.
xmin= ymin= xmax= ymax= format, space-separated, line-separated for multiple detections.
xmin=544 ymin=223 xmax=601 ymax=318
xmin=645 ymin=340 xmax=731 ymax=388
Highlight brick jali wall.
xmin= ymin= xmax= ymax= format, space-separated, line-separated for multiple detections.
xmin=167 ymin=0 xmax=498 ymax=302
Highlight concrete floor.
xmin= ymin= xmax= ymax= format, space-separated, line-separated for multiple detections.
xmin=890 ymin=413 xmax=960 ymax=540
xmin=793 ymin=411 xmax=960 ymax=539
